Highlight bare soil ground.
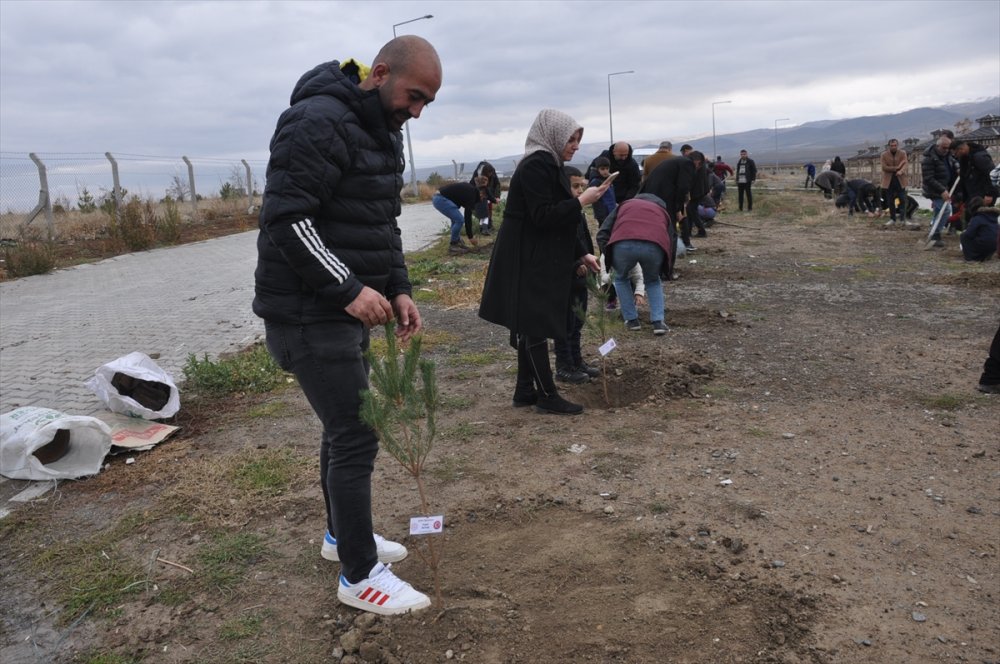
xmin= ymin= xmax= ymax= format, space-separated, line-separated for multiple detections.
xmin=1 ymin=186 xmax=998 ymax=664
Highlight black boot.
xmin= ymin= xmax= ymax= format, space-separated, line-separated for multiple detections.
xmin=523 ymin=336 xmax=583 ymax=415
xmin=513 ymin=338 xmax=538 ymax=407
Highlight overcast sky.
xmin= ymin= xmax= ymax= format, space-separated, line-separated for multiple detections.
xmin=2 ymin=0 xmax=999 ymax=172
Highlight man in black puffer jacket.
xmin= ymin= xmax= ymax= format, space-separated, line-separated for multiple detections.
xmin=921 ymin=134 xmax=958 ymax=247
xmin=254 ymin=36 xmax=442 ymax=616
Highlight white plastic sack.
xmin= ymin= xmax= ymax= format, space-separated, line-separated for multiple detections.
xmin=85 ymin=351 xmax=180 ymax=419
xmin=0 ymin=407 xmax=112 ymax=480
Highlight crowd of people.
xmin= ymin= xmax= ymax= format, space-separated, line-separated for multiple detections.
xmin=249 ymin=35 xmax=999 ymax=619
xmin=823 ymin=134 xmax=999 ymax=260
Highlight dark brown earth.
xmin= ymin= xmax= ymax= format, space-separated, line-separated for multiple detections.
xmin=1 ymin=186 xmax=998 ymax=664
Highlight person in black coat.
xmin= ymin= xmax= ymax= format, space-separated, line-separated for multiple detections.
xmin=586 ymin=141 xmax=642 ymax=202
xmin=254 ymin=36 xmax=441 ymax=615
xmin=951 ymin=141 xmax=999 ymax=205
xmin=735 ymin=149 xmax=757 ymax=211
xmin=479 ymin=109 xmax=610 ymax=415
xmin=552 ymin=166 xmax=599 ymax=384
xmin=639 ymin=151 xmax=705 ymax=249
xmin=830 ymin=156 xmax=846 ymax=176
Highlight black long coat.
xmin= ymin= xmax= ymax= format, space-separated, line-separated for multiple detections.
xmin=479 ymin=151 xmax=587 ymax=340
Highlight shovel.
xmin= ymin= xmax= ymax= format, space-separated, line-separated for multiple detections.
xmin=922 ymin=176 xmax=960 ymax=249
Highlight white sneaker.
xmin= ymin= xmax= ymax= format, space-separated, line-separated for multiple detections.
xmin=337 ymin=563 xmax=431 ymax=615
xmin=321 ymin=531 xmax=408 ymax=563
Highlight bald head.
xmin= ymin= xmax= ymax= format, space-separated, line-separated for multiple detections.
xmin=372 ymin=35 xmax=441 ymax=78
xmin=362 ymin=35 xmax=442 ymax=131
xmin=611 ymin=142 xmax=630 ymax=162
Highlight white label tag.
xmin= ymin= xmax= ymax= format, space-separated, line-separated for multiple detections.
xmin=409 ymin=515 xmax=444 ymax=535
xmin=598 ymin=338 xmax=617 ymax=356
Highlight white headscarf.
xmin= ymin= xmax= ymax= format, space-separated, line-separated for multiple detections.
xmin=523 ymin=109 xmax=583 ymax=164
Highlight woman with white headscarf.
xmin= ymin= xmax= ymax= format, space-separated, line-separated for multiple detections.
xmin=479 ymin=109 xmax=611 ymax=415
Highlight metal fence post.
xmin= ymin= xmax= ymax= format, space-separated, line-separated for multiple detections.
xmin=241 ymin=159 xmax=253 ymax=212
xmin=26 ymin=153 xmax=54 ymax=238
xmin=182 ymin=156 xmax=198 ymax=219
xmin=105 ymin=152 xmax=123 ymax=221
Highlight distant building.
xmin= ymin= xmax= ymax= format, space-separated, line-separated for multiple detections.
xmin=847 ymin=114 xmax=1000 ymax=185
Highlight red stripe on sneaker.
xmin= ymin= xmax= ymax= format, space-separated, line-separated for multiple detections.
xmin=377 ymin=594 xmax=389 ymax=606
xmin=359 ymin=588 xmax=373 ymax=601
xmin=368 ymin=591 xmax=382 ymax=604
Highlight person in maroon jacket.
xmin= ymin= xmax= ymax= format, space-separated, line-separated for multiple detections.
xmin=595 ymin=193 xmax=676 ymax=335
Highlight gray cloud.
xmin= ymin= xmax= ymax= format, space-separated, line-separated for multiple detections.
xmin=1 ymin=0 xmax=997 ymax=173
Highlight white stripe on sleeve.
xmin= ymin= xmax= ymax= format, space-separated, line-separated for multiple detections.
xmin=292 ymin=219 xmax=350 ymax=283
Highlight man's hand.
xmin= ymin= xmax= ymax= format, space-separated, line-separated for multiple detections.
xmin=581 ymin=253 xmax=600 ymax=273
xmin=391 ymin=294 xmax=422 ymax=343
xmin=345 ymin=286 xmax=393 ymax=327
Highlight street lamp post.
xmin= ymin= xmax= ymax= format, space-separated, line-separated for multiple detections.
xmin=712 ymin=100 xmax=732 ymax=162
xmin=393 ymin=14 xmax=433 ymax=198
xmin=607 ymin=70 xmax=635 ymax=143
xmin=774 ymin=117 xmax=790 ymax=173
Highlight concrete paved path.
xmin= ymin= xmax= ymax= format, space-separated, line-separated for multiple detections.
xmin=0 ymin=202 xmax=447 ymax=417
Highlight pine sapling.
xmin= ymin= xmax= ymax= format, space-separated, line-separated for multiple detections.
xmin=579 ymin=270 xmax=616 ymax=405
xmin=359 ymin=322 xmax=443 ymax=608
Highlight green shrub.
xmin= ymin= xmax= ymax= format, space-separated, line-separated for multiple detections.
xmin=182 ymin=345 xmax=285 ymax=398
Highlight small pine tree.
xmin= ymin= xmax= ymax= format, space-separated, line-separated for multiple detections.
xmin=77 ymin=186 xmax=97 ymax=214
xmin=578 ymin=270 xmax=616 ymax=405
xmin=359 ymin=322 xmax=443 ymax=608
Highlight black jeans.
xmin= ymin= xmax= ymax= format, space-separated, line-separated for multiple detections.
xmin=884 ymin=176 xmax=905 ymax=220
xmin=553 ymin=280 xmax=587 ymax=369
xmin=264 ymin=320 xmax=379 ymax=583
xmin=738 ymin=183 xmax=753 ymax=210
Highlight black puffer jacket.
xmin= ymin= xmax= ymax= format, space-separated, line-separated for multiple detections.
xmin=921 ymin=143 xmax=958 ymax=199
xmin=253 ymin=60 xmax=410 ymax=324
xmin=587 ymin=144 xmax=642 ymax=202
xmin=959 ymin=143 xmax=1000 ymax=202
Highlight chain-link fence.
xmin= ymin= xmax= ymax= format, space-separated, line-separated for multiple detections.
xmin=0 ymin=151 xmax=267 ymax=238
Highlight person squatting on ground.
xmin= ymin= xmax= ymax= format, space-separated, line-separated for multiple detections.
xmin=253 ymin=36 xmax=442 ymax=616
xmin=470 ymin=161 xmax=502 ymax=235
xmin=432 ymin=177 xmax=492 ymax=254
xmin=596 ymin=193 xmax=676 ymax=335
xmin=735 ymin=149 xmax=757 ymax=211
xmin=479 ymin=109 xmax=610 ymax=416
xmin=959 ymin=197 xmax=999 ymax=262
xmin=838 ymin=178 xmax=880 ymax=217
xmin=922 ymin=134 xmax=959 ymax=248
xmin=880 ymin=139 xmax=909 ymax=225
xmin=553 ymin=166 xmax=602 ymax=385
xmin=814 ymin=170 xmax=845 ymax=200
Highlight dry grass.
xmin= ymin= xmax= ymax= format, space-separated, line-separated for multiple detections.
xmin=160 ymin=445 xmax=313 ymax=528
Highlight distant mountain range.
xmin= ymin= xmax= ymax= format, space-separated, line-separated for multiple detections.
xmin=419 ymin=97 xmax=999 ymax=178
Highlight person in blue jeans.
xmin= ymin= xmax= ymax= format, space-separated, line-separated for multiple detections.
xmin=432 ymin=177 xmax=492 ymax=254
xmin=596 ymin=193 xmax=676 ymax=335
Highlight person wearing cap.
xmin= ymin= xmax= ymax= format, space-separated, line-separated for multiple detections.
xmin=641 ymin=141 xmax=675 ymax=183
